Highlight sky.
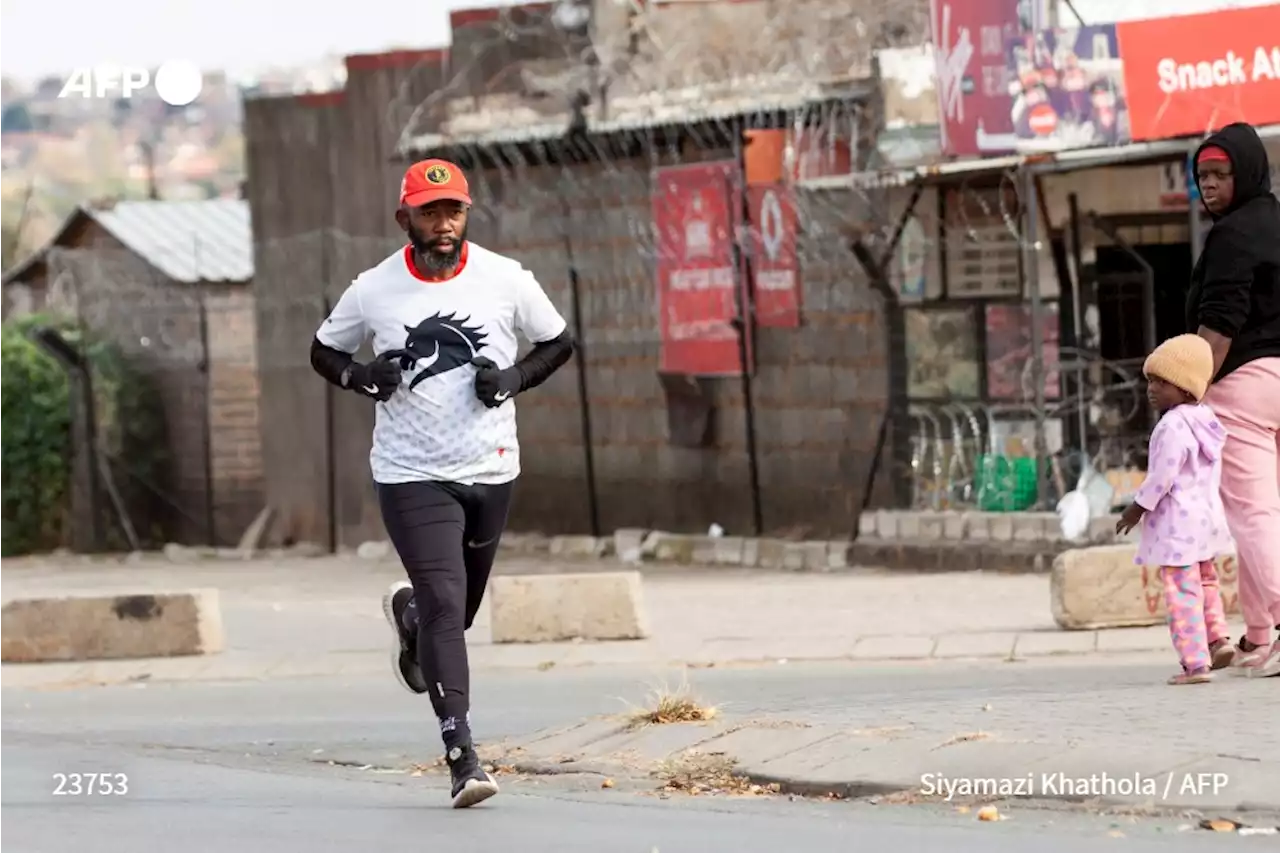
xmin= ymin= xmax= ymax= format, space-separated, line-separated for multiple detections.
xmin=2 ymin=0 xmax=1273 ymax=81
xmin=0 ymin=0 xmax=519 ymax=80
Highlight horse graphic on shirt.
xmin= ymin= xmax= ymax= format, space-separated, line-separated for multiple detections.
xmin=389 ymin=312 xmax=488 ymax=390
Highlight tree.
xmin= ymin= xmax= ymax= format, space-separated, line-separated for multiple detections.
xmin=2 ymin=102 xmax=34 ymax=133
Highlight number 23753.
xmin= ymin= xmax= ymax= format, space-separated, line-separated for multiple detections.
xmin=52 ymin=773 xmax=128 ymax=795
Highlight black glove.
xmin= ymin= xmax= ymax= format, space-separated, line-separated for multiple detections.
xmin=471 ymin=356 xmax=521 ymax=408
xmin=346 ymin=351 xmax=404 ymax=402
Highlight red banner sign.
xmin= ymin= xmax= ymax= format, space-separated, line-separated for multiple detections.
xmin=1116 ymin=6 xmax=1280 ymax=142
xmin=652 ymin=161 xmax=752 ymax=376
xmin=746 ymin=184 xmax=800 ymax=327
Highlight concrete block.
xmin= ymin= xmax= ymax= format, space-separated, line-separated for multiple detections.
xmin=988 ymin=513 xmax=1014 ymax=542
xmin=783 ymin=542 xmax=808 ymax=571
xmin=1 ymin=590 xmax=224 ymax=663
xmin=691 ymin=536 xmax=718 ymax=564
xmin=965 ymin=512 xmax=991 ymax=541
xmin=549 ymin=535 xmax=610 ymax=558
xmin=826 ymin=541 xmax=851 ymax=570
xmin=651 ymin=533 xmax=697 ymax=564
xmin=1050 ymin=545 xmax=1240 ymax=630
xmin=1012 ymin=512 xmax=1054 ymax=542
xmin=488 ymin=572 xmax=649 ymax=643
xmin=858 ymin=513 xmax=877 ymax=539
xmin=756 ymin=538 xmax=788 ymax=569
xmin=896 ymin=512 xmax=921 ymax=539
xmin=741 ymin=537 xmax=761 ymax=567
xmin=943 ymin=512 xmax=968 ymax=540
xmin=356 ymin=540 xmax=390 ymax=560
xmin=801 ymin=541 xmax=829 ymax=572
xmin=918 ymin=512 xmax=945 ymax=540
xmin=874 ymin=511 xmax=899 ymax=540
xmin=613 ymin=528 xmax=648 ymax=562
xmin=712 ymin=536 xmax=745 ymax=566
xmin=1087 ymin=515 xmax=1120 ymax=544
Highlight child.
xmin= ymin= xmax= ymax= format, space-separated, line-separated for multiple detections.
xmin=1116 ymin=334 xmax=1234 ymax=685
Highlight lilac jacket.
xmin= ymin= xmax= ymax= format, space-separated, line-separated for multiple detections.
xmin=1133 ymin=403 xmax=1232 ymax=567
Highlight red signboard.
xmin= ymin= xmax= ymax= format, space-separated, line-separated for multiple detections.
xmin=746 ymin=184 xmax=800 ymax=327
xmin=930 ymin=0 xmax=1027 ymax=156
xmin=652 ymin=161 xmax=752 ymax=376
xmin=1116 ymin=6 xmax=1280 ymax=142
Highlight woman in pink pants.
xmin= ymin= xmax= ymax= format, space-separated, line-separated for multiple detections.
xmin=1188 ymin=122 xmax=1280 ymax=678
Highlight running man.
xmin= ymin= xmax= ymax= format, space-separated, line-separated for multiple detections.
xmin=309 ymin=158 xmax=575 ymax=808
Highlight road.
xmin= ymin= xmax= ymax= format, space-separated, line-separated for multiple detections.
xmin=4 ymin=660 xmax=1271 ymax=852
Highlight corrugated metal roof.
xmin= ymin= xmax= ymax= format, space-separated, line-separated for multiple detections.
xmin=1 ymin=198 xmax=255 ymax=287
xmin=397 ymin=74 xmax=874 ymax=156
xmin=87 ymin=198 xmax=253 ymax=284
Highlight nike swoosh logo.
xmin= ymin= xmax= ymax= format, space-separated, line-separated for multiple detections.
xmin=467 ymin=536 xmax=498 ymax=549
xmin=363 ymin=384 xmax=380 ymax=394
xmin=494 ymin=390 xmax=510 ymax=401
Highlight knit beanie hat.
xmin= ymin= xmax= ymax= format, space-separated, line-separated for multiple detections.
xmin=1143 ymin=334 xmax=1215 ymax=401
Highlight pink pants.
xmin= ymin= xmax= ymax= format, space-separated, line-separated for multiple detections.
xmin=1204 ymin=357 xmax=1280 ymax=646
xmin=1162 ymin=561 xmax=1228 ymax=672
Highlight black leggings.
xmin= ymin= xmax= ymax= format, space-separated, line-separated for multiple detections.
xmin=377 ymin=479 xmax=513 ymax=750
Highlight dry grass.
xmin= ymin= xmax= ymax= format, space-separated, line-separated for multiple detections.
xmin=653 ymin=751 xmax=780 ymax=797
xmin=622 ymin=674 xmax=719 ymax=729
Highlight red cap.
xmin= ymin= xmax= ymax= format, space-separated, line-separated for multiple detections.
xmin=1197 ymin=145 xmax=1229 ymax=164
xmin=399 ymin=159 xmax=472 ymax=208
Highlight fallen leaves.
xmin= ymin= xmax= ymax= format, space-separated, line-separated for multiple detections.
xmin=976 ymin=805 xmax=1004 ymax=822
xmin=652 ymin=752 xmax=780 ymax=798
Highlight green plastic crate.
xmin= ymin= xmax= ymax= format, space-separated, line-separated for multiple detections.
xmin=975 ymin=455 xmax=1038 ymax=512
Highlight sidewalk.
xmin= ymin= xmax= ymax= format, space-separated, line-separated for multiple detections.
xmin=495 ymin=666 xmax=1280 ymax=813
xmin=0 ymin=551 xmax=1236 ymax=689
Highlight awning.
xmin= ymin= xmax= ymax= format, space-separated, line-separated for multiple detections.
xmin=799 ymin=123 xmax=1280 ymax=191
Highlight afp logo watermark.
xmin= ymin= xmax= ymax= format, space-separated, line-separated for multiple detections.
xmin=58 ymin=61 xmax=203 ymax=107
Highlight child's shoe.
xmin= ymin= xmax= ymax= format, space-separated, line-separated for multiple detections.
xmin=1209 ymin=639 xmax=1235 ymax=670
xmin=1228 ymin=637 xmax=1270 ymax=670
xmin=1168 ymin=667 xmax=1212 ymax=685
xmin=1246 ymin=641 xmax=1280 ymax=679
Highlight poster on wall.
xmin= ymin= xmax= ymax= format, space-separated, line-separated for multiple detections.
xmin=906 ymin=308 xmax=982 ymax=398
xmin=746 ymin=184 xmax=801 ymax=327
xmin=1115 ymin=5 xmax=1280 ymax=143
xmin=651 ymin=161 xmax=753 ymax=376
xmin=985 ymin=303 xmax=1060 ymax=400
xmin=1004 ymin=25 xmax=1129 ymax=151
xmin=929 ymin=0 xmax=1035 ymax=157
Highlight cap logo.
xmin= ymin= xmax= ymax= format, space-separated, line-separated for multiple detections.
xmin=425 ymin=164 xmax=451 ymax=185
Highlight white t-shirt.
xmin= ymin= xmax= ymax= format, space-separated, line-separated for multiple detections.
xmin=315 ymin=242 xmax=567 ymax=485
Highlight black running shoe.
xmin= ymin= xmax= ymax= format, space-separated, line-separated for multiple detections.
xmin=446 ymin=743 xmax=499 ymax=809
xmin=382 ymin=581 xmax=428 ymax=694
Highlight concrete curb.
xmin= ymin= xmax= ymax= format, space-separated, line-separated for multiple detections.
xmin=1 ymin=626 xmax=1197 ymax=690
xmin=497 ymin=718 xmax=1280 ymax=813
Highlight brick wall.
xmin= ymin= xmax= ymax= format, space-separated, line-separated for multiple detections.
xmin=204 ymin=287 xmax=264 ymax=543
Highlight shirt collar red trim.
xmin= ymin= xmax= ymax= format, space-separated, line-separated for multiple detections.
xmin=403 ymin=242 xmax=468 ymax=282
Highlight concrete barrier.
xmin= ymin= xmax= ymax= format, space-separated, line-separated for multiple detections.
xmin=488 ymin=572 xmax=649 ymax=643
xmin=1051 ymin=545 xmax=1239 ymax=630
xmin=1 ymin=589 xmax=225 ymax=663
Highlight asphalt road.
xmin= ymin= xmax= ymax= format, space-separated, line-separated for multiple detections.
xmin=3 ymin=660 xmax=1272 ymax=852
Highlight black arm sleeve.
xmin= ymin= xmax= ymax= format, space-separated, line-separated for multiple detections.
xmin=513 ymin=330 xmax=575 ymax=392
xmin=311 ymin=337 xmax=354 ymax=388
xmin=1196 ymin=223 xmax=1256 ymax=338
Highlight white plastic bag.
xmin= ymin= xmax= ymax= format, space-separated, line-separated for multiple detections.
xmin=1056 ymin=490 xmax=1091 ymax=542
